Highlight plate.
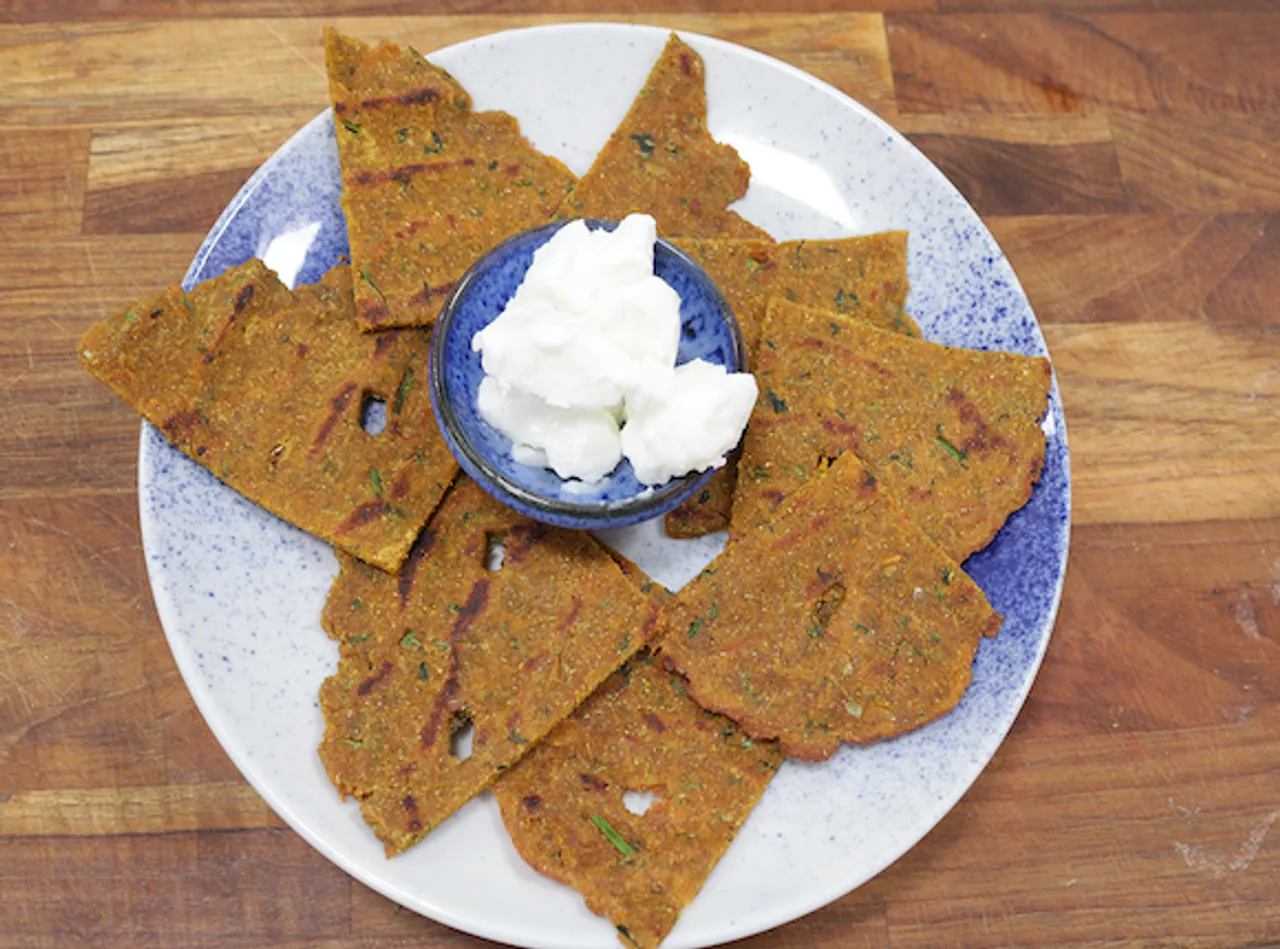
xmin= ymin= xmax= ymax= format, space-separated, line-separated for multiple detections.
xmin=138 ymin=23 xmax=1071 ymax=949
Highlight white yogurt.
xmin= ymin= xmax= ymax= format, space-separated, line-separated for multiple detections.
xmin=471 ymin=214 xmax=758 ymax=486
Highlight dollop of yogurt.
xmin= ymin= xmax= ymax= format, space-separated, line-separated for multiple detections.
xmin=470 ymin=214 xmax=758 ymax=486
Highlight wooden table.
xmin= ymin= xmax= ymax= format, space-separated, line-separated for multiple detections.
xmin=2 ymin=4 xmax=1278 ymax=948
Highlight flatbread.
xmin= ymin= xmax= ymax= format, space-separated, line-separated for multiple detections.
xmin=494 ymin=653 xmax=781 ymax=949
xmin=663 ymin=234 xmax=915 ymax=539
xmin=661 ymin=451 xmax=1001 ymax=761
xmin=319 ymin=476 xmax=659 ymax=855
xmin=326 ymin=28 xmax=577 ymax=329
xmin=771 ymin=235 xmax=918 ymax=338
xmin=78 ymin=260 xmax=457 ymax=571
xmin=735 ymin=299 xmax=1052 ymax=560
xmin=557 ymin=34 xmax=769 ymax=240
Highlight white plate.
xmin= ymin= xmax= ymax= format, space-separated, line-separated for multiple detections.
xmin=140 ymin=23 xmax=1071 ymax=949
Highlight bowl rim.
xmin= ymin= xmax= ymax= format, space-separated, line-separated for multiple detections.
xmin=429 ymin=216 xmax=747 ymax=529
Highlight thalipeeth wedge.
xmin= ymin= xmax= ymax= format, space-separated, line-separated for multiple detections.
xmin=735 ymin=299 xmax=1052 ymax=560
xmin=558 ymin=35 xmax=769 ymax=240
xmin=494 ymin=653 xmax=781 ymax=949
xmin=319 ymin=477 xmax=659 ymax=855
xmin=662 ymin=452 xmax=1001 ymax=761
xmin=326 ymin=28 xmax=577 ymax=329
xmin=77 ymin=261 xmax=457 ymax=571
xmin=664 ymin=234 xmax=916 ymax=538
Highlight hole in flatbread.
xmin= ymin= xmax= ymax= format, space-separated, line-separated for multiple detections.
xmin=622 ymin=790 xmax=659 ymax=816
xmin=360 ymin=394 xmax=387 ymax=435
xmin=449 ymin=713 xmax=475 ymax=761
xmin=485 ymin=532 xmax=507 ymax=572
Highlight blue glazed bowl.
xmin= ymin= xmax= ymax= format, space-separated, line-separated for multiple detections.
xmin=430 ymin=218 xmax=746 ymax=530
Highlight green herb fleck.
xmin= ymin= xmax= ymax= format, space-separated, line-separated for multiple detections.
xmin=423 ymin=130 xmax=445 ymax=154
xmin=345 ymin=738 xmax=364 ymax=747
xmin=590 ymin=814 xmax=635 ymax=856
xmin=935 ymin=434 xmax=967 ymax=466
xmin=687 ymin=618 xmax=703 ymax=640
xmin=396 ymin=127 xmax=409 ymax=144
xmin=393 ymin=366 xmax=415 ymax=415
xmin=709 ymin=603 xmax=718 ymax=620
xmin=400 ymin=631 xmax=422 ymax=649
xmin=351 ymin=598 xmax=362 ymax=612
xmin=349 ymin=634 xmax=370 ymax=644
xmin=417 ymin=662 xmax=428 ymax=681
xmin=341 ymin=119 xmax=361 ymax=135
xmin=508 ymin=729 xmax=528 ymax=745
xmin=765 ymin=390 xmax=789 ymax=414
xmin=630 ymin=133 xmax=656 ymax=156
xmin=370 ymin=468 xmax=384 ymax=495
xmin=834 ymin=289 xmax=859 ymax=311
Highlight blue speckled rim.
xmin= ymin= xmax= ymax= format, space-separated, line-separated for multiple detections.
xmin=429 ymin=217 xmax=746 ymax=529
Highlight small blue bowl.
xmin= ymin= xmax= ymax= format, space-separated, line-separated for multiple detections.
xmin=429 ymin=218 xmax=746 ymax=530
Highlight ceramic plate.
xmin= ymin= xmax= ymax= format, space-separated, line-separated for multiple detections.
xmin=139 ymin=23 xmax=1070 ymax=949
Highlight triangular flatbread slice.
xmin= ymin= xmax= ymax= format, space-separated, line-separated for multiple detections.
xmin=661 ymin=452 xmax=1002 ymax=761
xmin=326 ymin=28 xmax=577 ymax=329
xmin=78 ymin=261 xmax=457 ymax=571
xmin=664 ymin=234 xmax=916 ymax=538
xmin=735 ymin=299 xmax=1051 ymax=560
xmin=494 ymin=653 xmax=781 ymax=949
xmin=558 ymin=34 xmax=769 ymax=240
xmin=319 ymin=477 xmax=659 ymax=855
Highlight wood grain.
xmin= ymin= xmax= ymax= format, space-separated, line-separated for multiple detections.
xmin=0 ymin=0 xmax=936 ymax=21
xmin=887 ymin=13 xmax=1280 ymax=114
xmin=989 ymin=213 xmax=1280 ymax=324
xmin=895 ymin=114 xmax=1130 ymax=215
xmin=0 ymin=783 xmax=282 ymax=836
xmin=2 ymin=6 xmax=1279 ymax=949
xmin=0 ymin=15 xmax=895 ymax=125
xmin=0 ymin=130 xmax=90 ymax=237
xmin=83 ymin=117 xmax=307 ymax=234
xmin=1047 ymin=322 xmax=1280 ymax=527
xmin=1111 ymin=112 xmax=1280 ymax=213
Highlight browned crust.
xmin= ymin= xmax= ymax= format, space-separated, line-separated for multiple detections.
xmin=77 ymin=260 xmax=457 ymax=571
xmin=556 ymin=34 xmax=770 ymax=240
xmin=325 ymin=27 xmax=577 ymax=330
xmin=661 ymin=452 xmax=1002 ymax=761
xmin=664 ymin=234 xmax=916 ymax=538
xmin=318 ymin=477 xmax=658 ymax=855
xmin=734 ymin=298 xmax=1051 ymax=560
xmin=493 ymin=654 xmax=781 ymax=949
